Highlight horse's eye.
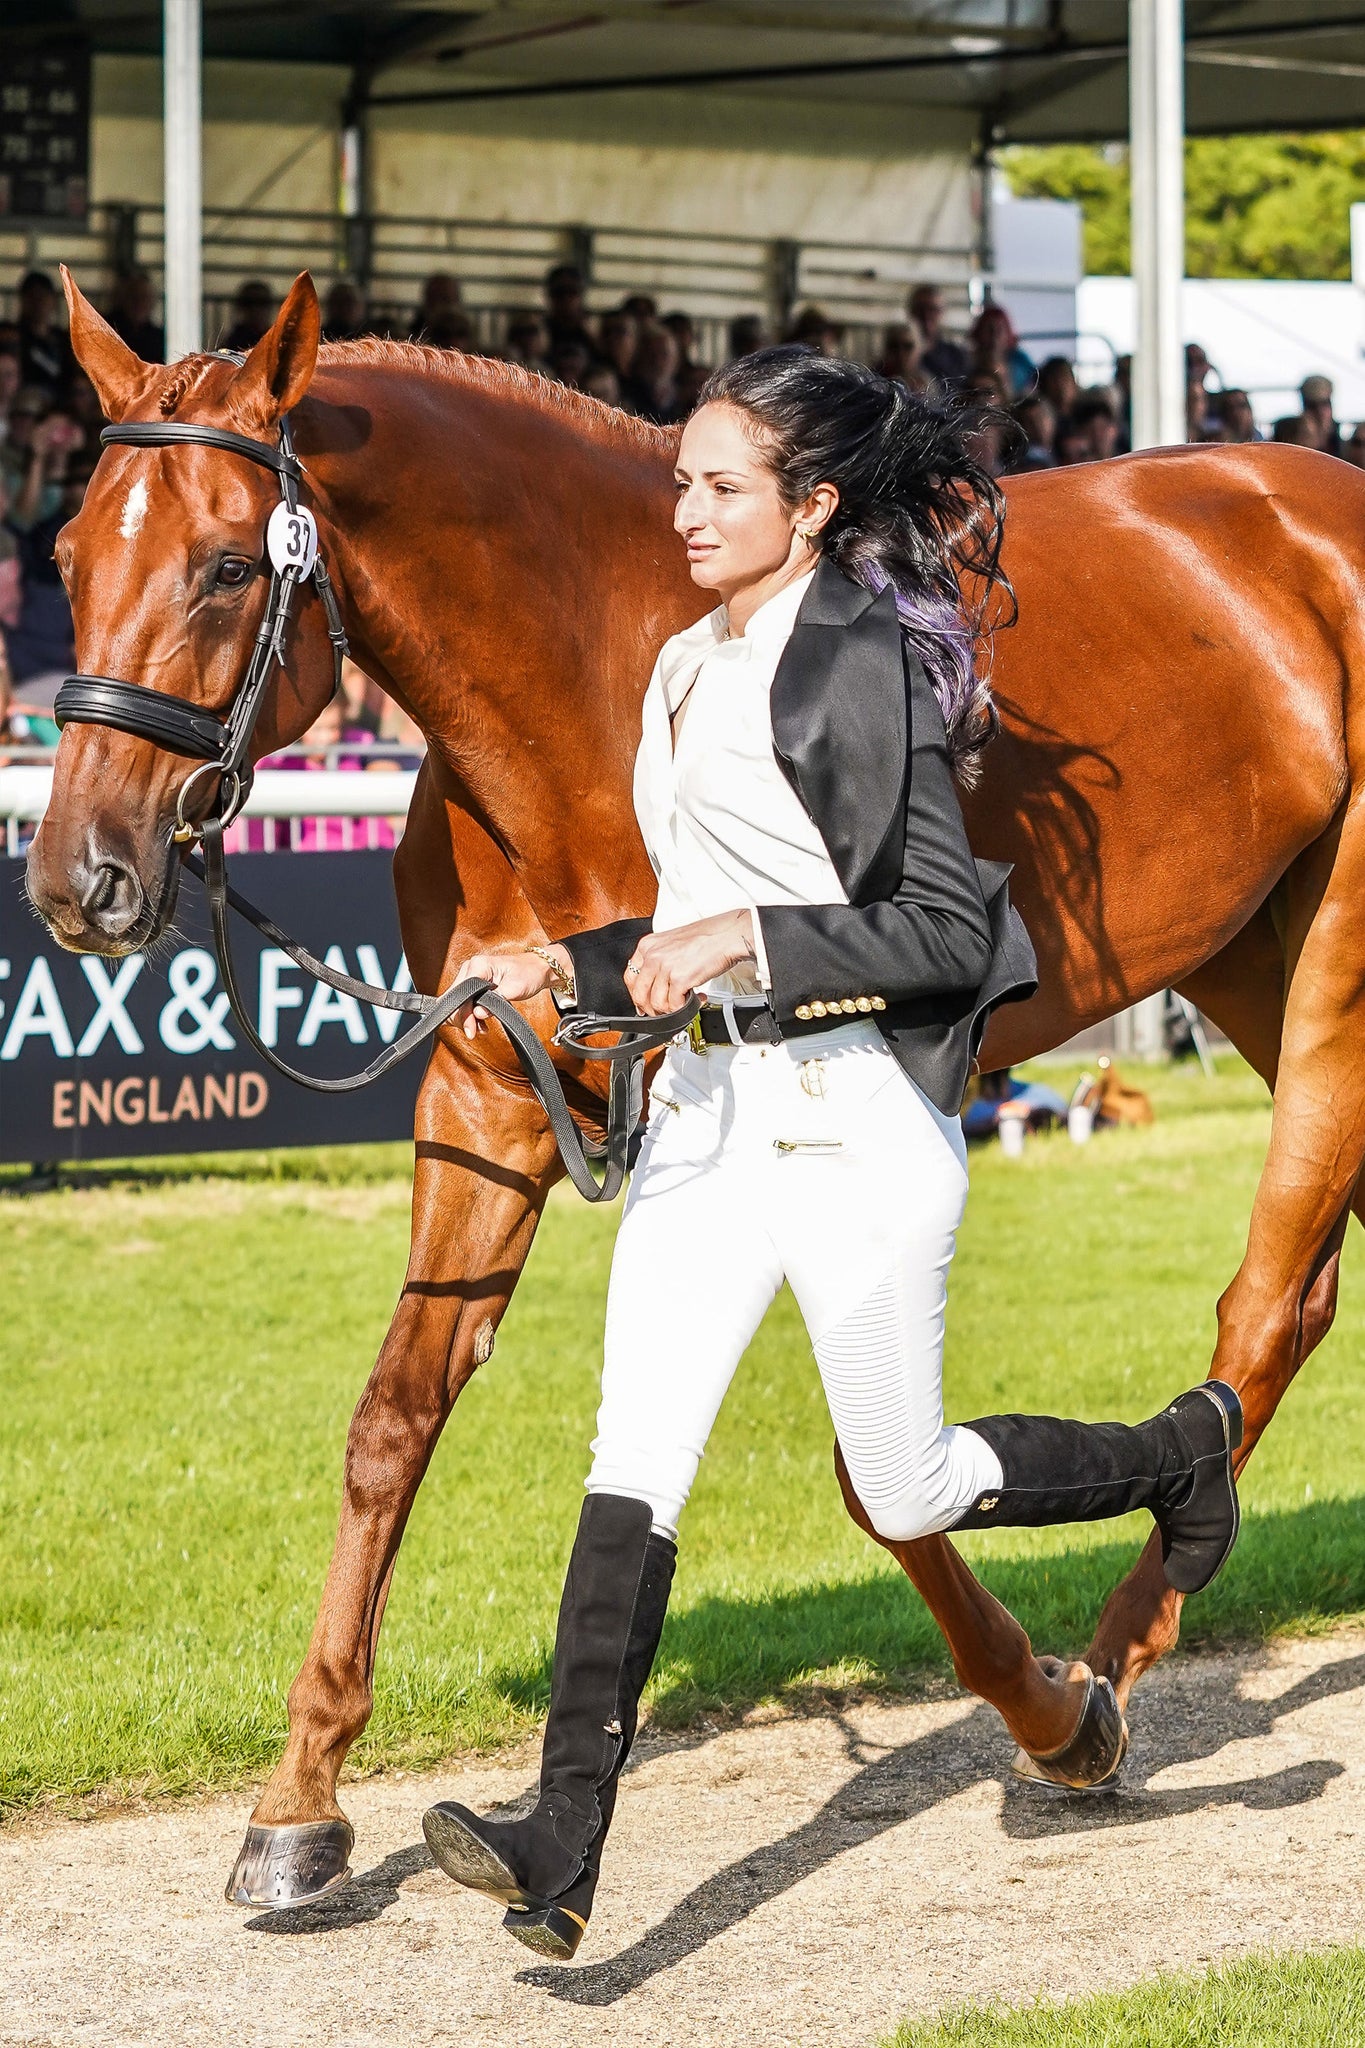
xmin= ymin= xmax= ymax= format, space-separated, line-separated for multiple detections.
xmin=217 ymin=556 xmax=254 ymax=588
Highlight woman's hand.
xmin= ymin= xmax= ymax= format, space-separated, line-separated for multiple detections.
xmin=452 ymin=947 xmax=569 ymax=1038
xmin=624 ymin=911 xmax=756 ymax=1015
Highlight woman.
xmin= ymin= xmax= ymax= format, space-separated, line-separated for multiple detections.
xmin=422 ymin=349 xmax=1242 ymax=1958
xmin=968 ymin=304 xmax=1036 ymax=402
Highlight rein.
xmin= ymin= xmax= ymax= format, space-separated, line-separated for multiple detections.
xmin=50 ymin=374 xmax=698 ymax=1204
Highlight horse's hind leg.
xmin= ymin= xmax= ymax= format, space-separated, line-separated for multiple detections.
xmin=225 ymin=1040 xmax=557 ymax=1908
xmin=835 ymin=1454 xmax=1108 ymax=1772
xmin=1087 ymin=827 xmax=1365 ymax=1705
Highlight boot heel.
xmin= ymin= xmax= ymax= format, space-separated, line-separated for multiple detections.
xmin=503 ymin=1901 xmax=588 ymax=1960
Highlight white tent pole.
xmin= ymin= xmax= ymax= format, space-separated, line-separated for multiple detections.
xmin=163 ymin=0 xmax=203 ymax=359
xmin=1129 ymin=0 xmax=1185 ymax=449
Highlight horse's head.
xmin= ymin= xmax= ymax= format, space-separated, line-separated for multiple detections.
xmin=27 ymin=270 xmax=333 ymax=954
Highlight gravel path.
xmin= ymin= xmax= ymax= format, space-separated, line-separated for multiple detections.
xmin=4 ymin=1628 xmax=1365 ymax=2048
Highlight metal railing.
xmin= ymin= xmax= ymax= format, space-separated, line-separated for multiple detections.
xmin=0 ymin=200 xmax=979 ymax=364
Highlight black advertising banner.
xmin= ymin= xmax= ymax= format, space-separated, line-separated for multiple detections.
xmin=0 ymin=45 xmax=90 ymax=224
xmin=0 ymin=854 xmax=423 ymax=1163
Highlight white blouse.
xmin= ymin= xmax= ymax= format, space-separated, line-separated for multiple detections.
xmin=633 ymin=568 xmax=848 ymax=1000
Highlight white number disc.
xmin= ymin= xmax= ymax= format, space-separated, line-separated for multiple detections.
xmin=266 ymin=501 xmax=319 ymax=578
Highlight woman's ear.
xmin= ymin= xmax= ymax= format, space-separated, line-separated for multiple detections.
xmin=797 ymin=481 xmax=840 ymax=538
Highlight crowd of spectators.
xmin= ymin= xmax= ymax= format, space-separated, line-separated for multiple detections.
xmin=3 ymin=255 xmax=1364 ymax=765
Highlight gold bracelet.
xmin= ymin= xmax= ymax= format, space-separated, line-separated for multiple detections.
xmin=528 ymin=943 xmax=576 ymax=999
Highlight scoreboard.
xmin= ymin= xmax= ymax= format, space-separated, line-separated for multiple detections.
xmin=0 ymin=44 xmax=90 ymax=223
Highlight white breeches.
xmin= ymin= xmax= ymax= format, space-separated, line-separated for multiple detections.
xmin=586 ymin=1021 xmax=1004 ymax=1541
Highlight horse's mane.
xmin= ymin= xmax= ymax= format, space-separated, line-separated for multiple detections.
xmin=154 ymin=335 xmax=679 ymax=459
xmin=323 ymin=337 xmax=679 ymax=456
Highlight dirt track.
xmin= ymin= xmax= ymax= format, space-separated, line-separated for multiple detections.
xmin=3 ymin=1628 xmax=1365 ymax=2048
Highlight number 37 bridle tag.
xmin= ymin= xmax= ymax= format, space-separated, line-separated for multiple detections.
xmin=266 ymin=501 xmax=319 ymax=578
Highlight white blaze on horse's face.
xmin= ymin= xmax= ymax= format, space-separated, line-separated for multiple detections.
xmin=118 ymin=477 xmax=149 ymax=541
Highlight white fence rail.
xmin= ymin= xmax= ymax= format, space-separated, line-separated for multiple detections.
xmin=0 ymin=763 xmax=417 ymax=857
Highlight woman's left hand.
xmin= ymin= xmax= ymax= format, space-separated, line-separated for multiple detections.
xmin=625 ymin=911 xmax=756 ymax=1015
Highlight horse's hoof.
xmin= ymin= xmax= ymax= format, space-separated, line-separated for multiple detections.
xmin=1010 ymin=1668 xmax=1128 ymax=1791
xmin=225 ymin=1819 xmax=355 ymax=1908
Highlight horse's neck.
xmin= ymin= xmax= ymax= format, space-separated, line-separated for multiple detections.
xmin=309 ymin=363 xmax=692 ymax=934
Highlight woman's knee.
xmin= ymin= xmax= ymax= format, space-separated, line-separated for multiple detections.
xmin=862 ymin=1489 xmax=956 ymax=1545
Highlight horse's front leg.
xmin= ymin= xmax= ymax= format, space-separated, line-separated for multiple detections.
xmin=834 ymin=1450 xmax=1110 ymax=1779
xmin=227 ymin=1041 xmax=559 ymax=1907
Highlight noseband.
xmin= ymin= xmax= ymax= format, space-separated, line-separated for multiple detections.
xmin=45 ymin=364 xmax=697 ymax=1198
xmin=54 ymin=369 xmax=350 ymax=842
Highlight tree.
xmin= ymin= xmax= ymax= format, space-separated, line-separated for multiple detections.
xmin=1002 ymin=133 xmax=1365 ymax=278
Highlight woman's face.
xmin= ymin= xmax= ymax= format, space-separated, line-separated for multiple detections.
xmin=673 ymin=401 xmax=820 ymax=596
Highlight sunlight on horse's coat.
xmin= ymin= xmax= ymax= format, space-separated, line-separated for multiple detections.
xmin=118 ymin=479 xmax=148 ymax=541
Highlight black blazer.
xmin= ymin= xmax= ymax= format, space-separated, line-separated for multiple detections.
xmin=560 ymin=558 xmax=1037 ymax=1115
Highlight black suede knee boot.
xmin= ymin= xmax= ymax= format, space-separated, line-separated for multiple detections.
xmin=423 ymin=1492 xmax=676 ymax=1959
xmin=953 ymin=1381 xmax=1242 ymax=1593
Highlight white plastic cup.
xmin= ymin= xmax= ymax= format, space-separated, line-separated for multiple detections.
xmin=998 ymin=1112 xmax=1027 ymax=1158
xmin=1067 ymin=1103 xmax=1095 ymax=1145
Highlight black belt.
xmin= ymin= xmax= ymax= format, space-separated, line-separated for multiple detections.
xmin=690 ymin=1002 xmax=865 ymax=1048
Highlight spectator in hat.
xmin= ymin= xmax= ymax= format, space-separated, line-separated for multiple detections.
xmin=105 ymin=269 xmax=164 ymax=364
xmin=221 ymin=279 xmax=277 ymax=353
xmin=14 ymin=271 xmax=74 ymax=398
xmin=1300 ymin=376 xmax=1341 ymax=458
xmin=907 ymin=283 xmax=969 ymax=389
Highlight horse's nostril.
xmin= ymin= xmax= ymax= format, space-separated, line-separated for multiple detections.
xmin=79 ymin=858 xmax=144 ymax=934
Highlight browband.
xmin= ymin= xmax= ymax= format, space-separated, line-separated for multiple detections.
xmin=100 ymin=420 xmax=304 ymax=484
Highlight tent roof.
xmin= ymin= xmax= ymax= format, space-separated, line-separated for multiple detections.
xmin=11 ymin=0 xmax=1365 ymax=142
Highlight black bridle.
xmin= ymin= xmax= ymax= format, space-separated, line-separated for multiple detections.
xmin=55 ymin=391 xmax=351 ymax=841
xmin=50 ymin=383 xmax=696 ymax=1201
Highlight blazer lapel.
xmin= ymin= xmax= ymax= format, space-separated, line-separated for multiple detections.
xmin=770 ymin=558 xmax=907 ymax=902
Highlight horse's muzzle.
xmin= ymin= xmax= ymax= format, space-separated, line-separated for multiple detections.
xmin=27 ymin=828 xmax=175 ymax=956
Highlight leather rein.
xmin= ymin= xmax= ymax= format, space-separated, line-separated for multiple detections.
xmin=50 ymin=377 xmax=696 ymax=1203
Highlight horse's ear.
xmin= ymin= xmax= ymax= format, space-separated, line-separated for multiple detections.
xmin=60 ymin=265 xmax=157 ymax=421
xmin=226 ymin=273 xmax=321 ymax=428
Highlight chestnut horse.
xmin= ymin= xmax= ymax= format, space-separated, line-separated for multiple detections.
xmin=29 ymin=273 xmax=1365 ymax=1906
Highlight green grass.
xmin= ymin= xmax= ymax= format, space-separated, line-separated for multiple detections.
xmin=2 ymin=1055 xmax=1363 ymax=1818
xmin=884 ymin=1947 xmax=1365 ymax=2046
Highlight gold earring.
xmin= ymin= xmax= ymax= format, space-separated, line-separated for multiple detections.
xmin=799 ymin=526 xmax=818 ymax=541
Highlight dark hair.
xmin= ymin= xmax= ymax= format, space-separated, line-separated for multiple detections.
xmin=1069 ymin=391 xmax=1116 ymax=428
xmin=699 ymin=345 xmax=1012 ymax=785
